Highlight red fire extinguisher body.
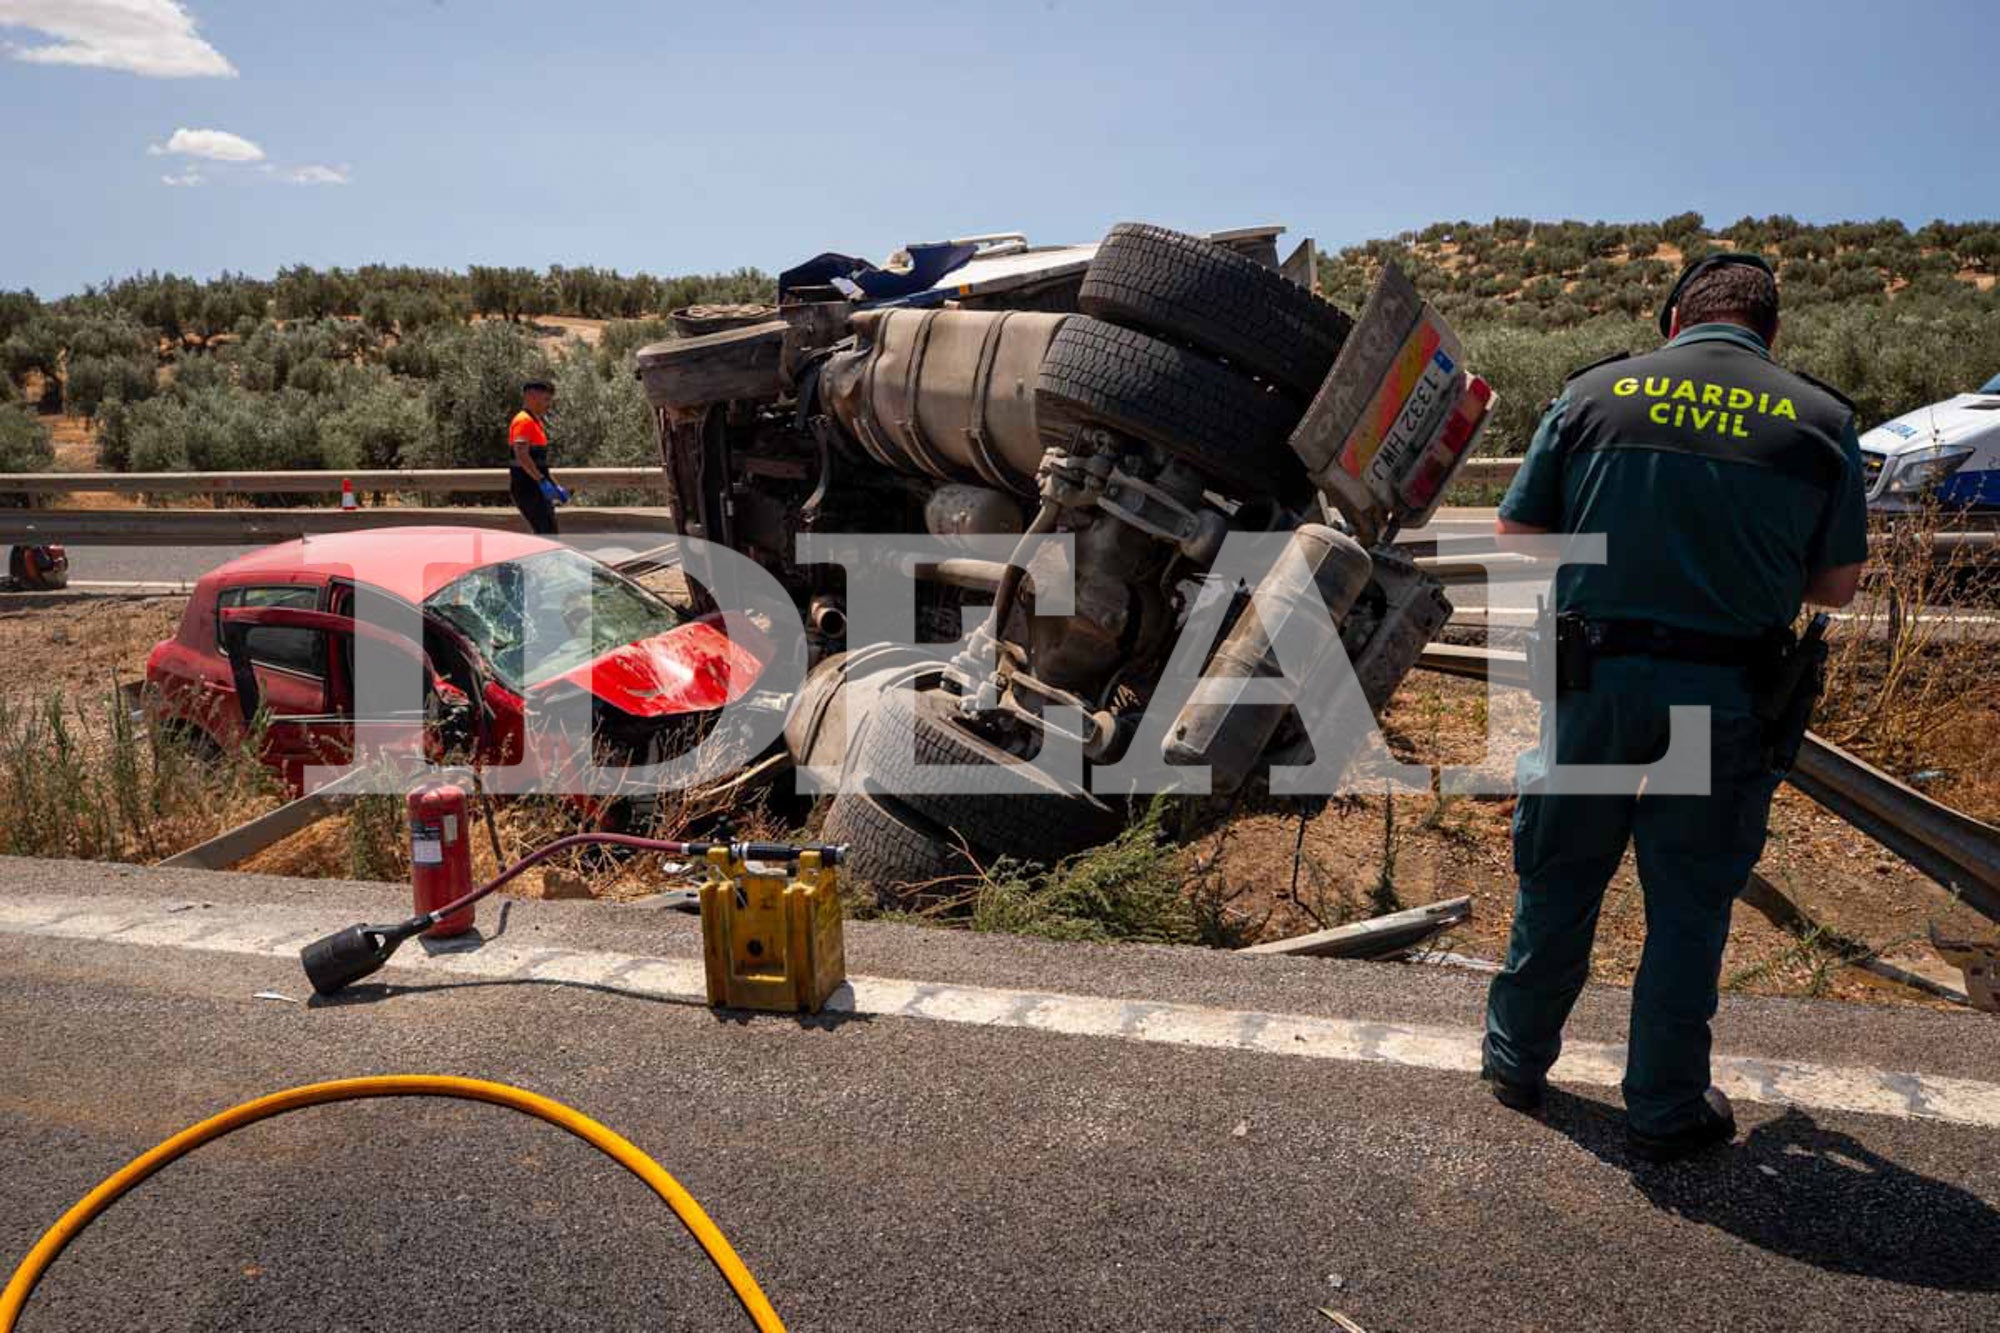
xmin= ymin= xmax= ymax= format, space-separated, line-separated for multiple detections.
xmin=409 ymin=781 xmax=475 ymax=937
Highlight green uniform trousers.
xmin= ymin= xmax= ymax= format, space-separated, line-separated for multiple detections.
xmin=1484 ymin=654 xmax=1781 ymax=1136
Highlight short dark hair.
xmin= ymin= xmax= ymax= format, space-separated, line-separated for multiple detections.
xmin=1676 ymin=264 xmax=1779 ymax=343
xmin=523 ymin=379 xmax=554 ymax=394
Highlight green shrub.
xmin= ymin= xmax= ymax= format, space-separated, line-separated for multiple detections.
xmin=112 ymin=386 xmax=339 ymax=474
xmin=64 ymin=353 xmax=157 ymax=417
xmin=415 ymin=322 xmax=552 ymax=467
xmin=596 ymin=316 xmax=677 ymax=375
xmin=1660 ymin=211 xmax=1706 ymax=242
xmin=468 ymin=266 xmax=550 ymax=323
xmin=1781 ymin=298 xmax=2000 ymax=427
xmin=1459 ymin=316 xmax=1653 ymax=453
xmin=0 ymin=404 xmax=53 ymax=473
xmin=0 ymin=290 xmax=39 ymax=344
xmin=551 ymin=349 xmax=654 ymax=469
xmin=321 ymin=375 xmax=430 ymax=469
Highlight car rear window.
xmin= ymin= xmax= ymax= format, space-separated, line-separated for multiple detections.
xmin=216 ymin=585 xmax=325 ymax=678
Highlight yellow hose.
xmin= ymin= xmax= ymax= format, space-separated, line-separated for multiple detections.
xmin=0 ymin=1075 xmax=786 ymax=1333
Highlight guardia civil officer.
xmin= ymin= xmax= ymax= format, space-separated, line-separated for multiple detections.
xmin=1481 ymin=255 xmax=1868 ymax=1163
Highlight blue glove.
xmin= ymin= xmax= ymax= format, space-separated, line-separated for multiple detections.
xmin=540 ymin=479 xmax=569 ymax=506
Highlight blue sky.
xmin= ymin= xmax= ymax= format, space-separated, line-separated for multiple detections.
xmin=3 ymin=0 xmax=1996 ymax=298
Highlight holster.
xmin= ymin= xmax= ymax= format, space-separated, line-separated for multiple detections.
xmin=1551 ymin=611 xmax=1594 ymax=694
xmin=1751 ymin=613 xmax=1830 ymax=775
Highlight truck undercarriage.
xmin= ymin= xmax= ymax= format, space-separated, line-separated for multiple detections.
xmin=635 ymin=224 xmax=1493 ymax=899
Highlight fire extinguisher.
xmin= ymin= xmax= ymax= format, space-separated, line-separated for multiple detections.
xmin=409 ymin=779 xmax=475 ymax=938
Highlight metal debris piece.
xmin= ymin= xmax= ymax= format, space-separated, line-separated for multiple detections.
xmin=1931 ymin=927 xmax=2000 ymax=1014
xmin=1240 ymin=896 xmax=1472 ymax=961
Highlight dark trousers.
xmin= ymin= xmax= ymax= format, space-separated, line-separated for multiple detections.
xmin=509 ymin=468 xmax=558 ymax=536
xmin=1484 ymin=655 xmax=1781 ymax=1136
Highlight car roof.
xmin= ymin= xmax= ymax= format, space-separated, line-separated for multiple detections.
xmin=207 ymin=526 xmax=569 ymax=604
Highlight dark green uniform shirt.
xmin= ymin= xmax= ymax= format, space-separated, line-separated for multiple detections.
xmin=1499 ymin=323 xmax=1869 ymax=637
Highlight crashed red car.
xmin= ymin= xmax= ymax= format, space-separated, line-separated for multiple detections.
xmin=144 ymin=527 xmax=767 ymax=792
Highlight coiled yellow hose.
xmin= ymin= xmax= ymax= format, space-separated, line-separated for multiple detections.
xmin=0 ymin=1075 xmax=786 ymax=1332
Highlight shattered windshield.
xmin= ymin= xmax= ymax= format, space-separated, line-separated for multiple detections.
xmin=424 ymin=549 xmax=682 ymax=689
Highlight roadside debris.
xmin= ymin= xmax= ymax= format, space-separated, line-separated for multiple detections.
xmin=1240 ymin=895 xmax=1472 ymax=961
xmin=1740 ymin=873 xmax=1974 ymax=1006
xmin=1931 ymin=927 xmax=2000 ymax=1013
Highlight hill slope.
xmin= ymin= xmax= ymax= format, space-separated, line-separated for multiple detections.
xmin=1314 ymin=213 xmax=2000 ymax=452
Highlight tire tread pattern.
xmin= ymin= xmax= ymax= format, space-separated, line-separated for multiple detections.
xmin=1079 ymin=222 xmax=1353 ymax=399
xmin=1036 ymin=316 xmax=1307 ymax=499
xmin=851 ymin=687 xmax=1125 ymax=865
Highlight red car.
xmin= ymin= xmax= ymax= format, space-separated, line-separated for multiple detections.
xmin=145 ymin=527 xmax=768 ymax=793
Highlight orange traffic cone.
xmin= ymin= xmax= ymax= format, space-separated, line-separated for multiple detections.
xmin=341 ymin=478 xmax=358 ymax=511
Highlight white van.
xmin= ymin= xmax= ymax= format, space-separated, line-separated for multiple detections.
xmin=1857 ymin=374 xmax=2000 ymax=511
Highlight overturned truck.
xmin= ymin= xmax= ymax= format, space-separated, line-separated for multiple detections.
xmin=635 ymin=224 xmax=1494 ymax=897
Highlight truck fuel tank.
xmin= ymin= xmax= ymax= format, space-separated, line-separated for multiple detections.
xmin=819 ymin=308 xmax=1071 ymax=495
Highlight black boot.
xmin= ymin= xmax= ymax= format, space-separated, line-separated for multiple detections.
xmin=1628 ymin=1087 xmax=1736 ymax=1164
xmin=1481 ymin=1060 xmax=1546 ymax=1114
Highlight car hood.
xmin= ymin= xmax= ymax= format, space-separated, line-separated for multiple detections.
xmin=1860 ymin=393 xmax=2000 ymax=455
xmin=531 ymin=618 xmax=765 ymax=717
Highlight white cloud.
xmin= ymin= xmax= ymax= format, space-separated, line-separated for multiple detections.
xmin=151 ymin=126 xmax=263 ymax=162
xmin=0 ymin=0 xmax=234 ymax=78
xmin=160 ymin=170 xmax=202 ymax=187
xmin=285 ymin=164 xmax=350 ymax=186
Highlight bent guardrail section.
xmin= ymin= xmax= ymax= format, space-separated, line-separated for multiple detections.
xmin=1414 ymin=644 xmax=2000 ymax=926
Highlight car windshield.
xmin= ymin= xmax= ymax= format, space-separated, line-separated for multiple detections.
xmin=1980 ymin=372 xmax=2000 ymax=395
xmin=423 ymin=549 xmax=682 ymax=690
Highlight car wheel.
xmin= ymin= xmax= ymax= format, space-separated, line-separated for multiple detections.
xmin=847 ymin=683 xmax=1127 ymax=865
xmin=1035 ymin=316 xmax=1309 ymax=502
xmin=1080 ymin=223 xmax=1353 ymax=400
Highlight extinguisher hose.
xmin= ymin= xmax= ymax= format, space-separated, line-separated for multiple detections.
xmin=417 ymin=831 xmax=693 ymax=930
xmin=415 ymin=833 xmax=846 ymax=934
xmin=0 ymin=1075 xmax=788 ymax=1333
xmin=303 ymin=831 xmax=848 ymax=999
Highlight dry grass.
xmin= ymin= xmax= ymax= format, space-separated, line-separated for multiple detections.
xmin=0 ymin=687 xmax=285 ymax=863
xmin=0 ymin=596 xmax=184 ymax=705
xmin=1815 ymin=506 xmax=2000 ymax=823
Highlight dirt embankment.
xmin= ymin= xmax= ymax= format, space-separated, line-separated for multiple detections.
xmin=1200 ymin=672 xmax=1994 ymax=1010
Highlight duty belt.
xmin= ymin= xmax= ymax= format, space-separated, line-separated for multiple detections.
xmin=1575 ymin=616 xmax=1782 ymax=668
xmin=1546 ymin=613 xmax=1789 ymax=695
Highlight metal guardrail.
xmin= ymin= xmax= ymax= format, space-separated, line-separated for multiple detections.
xmin=1788 ymin=738 xmax=2000 ymax=925
xmin=0 ymin=467 xmax=669 ymax=495
xmin=0 ymin=457 xmax=1508 ymax=495
xmin=1413 ymin=644 xmax=2000 ymax=925
xmin=0 ymin=506 xmax=675 ymax=545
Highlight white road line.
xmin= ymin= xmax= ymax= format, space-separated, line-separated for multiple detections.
xmin=4 ymin=894 xmax=1998 ymax=1130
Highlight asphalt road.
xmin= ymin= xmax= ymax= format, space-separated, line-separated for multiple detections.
xmin=3 ymin=859 xmax=1998 ymax=1332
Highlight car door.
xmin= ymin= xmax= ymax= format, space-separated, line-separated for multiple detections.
xmin=212 ymin=582 xmax=334 ymax=782
xmin=221 ymin=595 xmax=470 ymax=787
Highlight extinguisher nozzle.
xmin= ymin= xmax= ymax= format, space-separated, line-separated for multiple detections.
xmin=300 ymin=919 xmax=424 ymax=996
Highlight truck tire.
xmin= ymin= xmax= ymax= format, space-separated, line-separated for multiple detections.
xmin=850 ymin=684 xmax=1126 ymax=863
xmin=1080 ymin=223 xmax=1353 ymax=400
xmin=1036 ymin=316 xmax=1308 ymax=502
xmin=822 ymin=789 xmax=980 ymax=907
